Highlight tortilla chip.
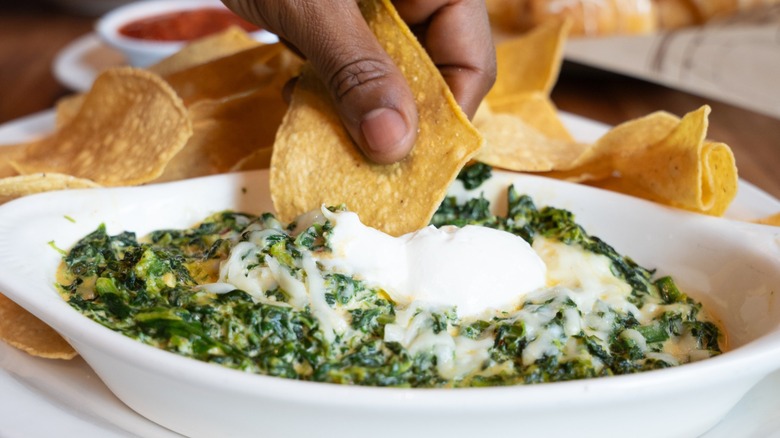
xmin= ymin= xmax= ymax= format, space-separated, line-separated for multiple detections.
xmin=271 ymin=0 xmax=483 ymax=236
xmin=231 ymin=146 xmax=274 ymax=172
xmin=754 ymin=213 xmax=780 ymax=226
xmin=12 ymin=67 xmax=192 ymax=186
xmin=544 ymin=110 xmax=681 ymax=182
xmin=487 ymin=18 xmax=571 ymax=101
xmin=547 ymin=106 xmax=738 ymax=216
xmin=163 ymin=43 xmax=296 ymax=106
xmin=470 ymin=18 xmax=575 ymax=172
xmin=474 ymin=111 xmax=586 ymax=171
xmin=55 ymin=94 xmax=85 ymax=129
xmin=488 ymin=92 xmax=573 ymax=141
xmin=0 ymin=144 xmax=25 ymax=178
xmin=586 ymin=142 xmax=738 ymax=217
xmin=697 ymin=141 xmax=738 ymax=216
xmin=585 ymin=176 xmax=658 ymax=201
xmin=153 ymin=44 xmax=299 ymax=182
xmin=0 ymin=173 xmax=100 ymax=205
xmin=0 ymin=294 xmax=77 ymax=359
xmin=147 ymin=26 xmax=262 ymax=77
xmin=154 ymin=85 xmax=288 ymax=182
xmin=613 ymin=106 xmax=737 ymax=216
xmin=54 ymin=29 xmax=273 ymax=124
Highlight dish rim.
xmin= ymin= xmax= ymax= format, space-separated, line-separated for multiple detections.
xmin=0 ymin=169 xmax=779 ymax=409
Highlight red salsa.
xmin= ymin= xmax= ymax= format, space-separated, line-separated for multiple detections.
xmin=119 ymin=8 xmax=260 ymax=41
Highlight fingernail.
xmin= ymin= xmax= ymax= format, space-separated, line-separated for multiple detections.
xmin=360 ymin=108 xmax=409 ymax=154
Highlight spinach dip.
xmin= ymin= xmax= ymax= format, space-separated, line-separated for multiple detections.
xmin=57 ymin=172 xmax=722 ymax=387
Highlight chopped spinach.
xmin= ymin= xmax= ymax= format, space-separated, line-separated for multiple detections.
xmin=456 ymin=162 xmax=493 ymax=190
xmin=59 ymin=188 xmax=722 ymax=388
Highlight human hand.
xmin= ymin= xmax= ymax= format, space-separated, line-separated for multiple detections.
xmin=221 ymin=0 xmax=496 ymax=164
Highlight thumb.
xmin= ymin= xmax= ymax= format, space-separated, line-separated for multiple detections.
xmin=322 ymin=53 xmax=419 ymax=165
xmin=302 ymin=3 xmax=418 ymax=164
xmin=222 ymin=0 xmax=418 ymax=164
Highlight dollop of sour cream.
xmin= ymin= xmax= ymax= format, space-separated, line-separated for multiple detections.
xmin=315 ymin=208 xmax=547 ymax=317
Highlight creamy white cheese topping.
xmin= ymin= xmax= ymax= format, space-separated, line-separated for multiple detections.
xmin=316 ymin=208 xmax=547 ymax=318
xmin=211 ymin=207 xmax=711 ymax=380
xmin=216 ymin=227 xmax=352 ymax=343
xmin=382 ymin=301 xmax=496 ymax=379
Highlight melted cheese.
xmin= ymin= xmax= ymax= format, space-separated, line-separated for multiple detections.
xmin=301 ymin=253 xmax=349 ymax=343
xmin=317 ymin=209 xmax=547 ymax=318
xmin=217 ymin=241 xmax=352 ymax=343
xmin=210 ymin=208 xmax=713 ymax=381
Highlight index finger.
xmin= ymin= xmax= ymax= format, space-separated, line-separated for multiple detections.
xmin=393 ymin=0 xmax=496 ymax=118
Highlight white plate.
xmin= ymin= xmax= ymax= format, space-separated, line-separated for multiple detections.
xmin=0 ymin=112 xmax=779 ymax=438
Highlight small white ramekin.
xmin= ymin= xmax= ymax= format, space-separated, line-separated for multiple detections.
xmin=96 ymin=0 xmax=278 ymax=67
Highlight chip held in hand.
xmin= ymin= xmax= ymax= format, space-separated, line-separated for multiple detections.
xmin=270 ymin=0 xmax=484 ymax=236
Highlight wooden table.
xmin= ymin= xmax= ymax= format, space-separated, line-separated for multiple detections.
xmin=1 ymin=3 xmax=779 ymax=202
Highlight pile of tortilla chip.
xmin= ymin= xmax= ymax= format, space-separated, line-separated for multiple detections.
xmin=471 ymin=18 xmax=739 ymax=217
xmin=2 ymin=26 xmax=302 ymax=197
xmin=0 ymin=0 xmax=773 ymax=361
